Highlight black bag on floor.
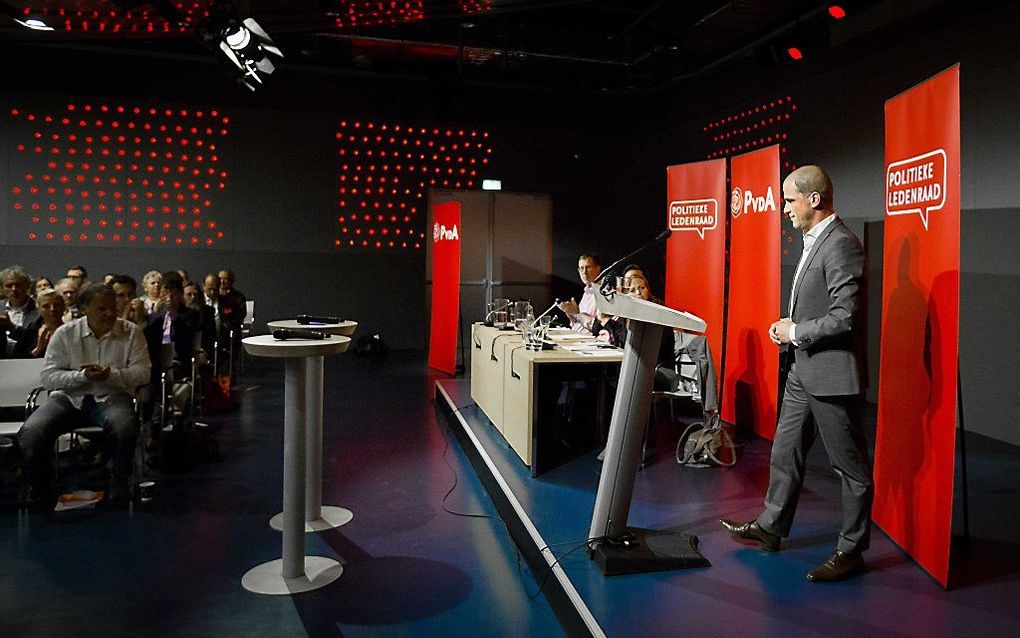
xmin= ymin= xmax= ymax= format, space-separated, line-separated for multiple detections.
xmin=676 ymin=413 xmax=735 ymax=468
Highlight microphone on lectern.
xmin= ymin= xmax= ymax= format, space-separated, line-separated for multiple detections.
xmin=594 ymin=229 xmax=672 ymax=285
xmin=273 ymin=329 xmax=329 ymax=340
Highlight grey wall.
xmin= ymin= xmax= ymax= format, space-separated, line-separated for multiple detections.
xmin=2 ymin=1 xmax=1018 ymax=444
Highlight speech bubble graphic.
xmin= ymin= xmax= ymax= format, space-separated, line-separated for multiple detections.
xmin=668 ymin=198 xmax=718 ymax=239
xmin=885 ymin=149 xmax=947 ymax=230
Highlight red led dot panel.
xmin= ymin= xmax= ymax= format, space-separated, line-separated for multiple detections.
xmin=335 ymin=121 xmax=493 ymax=250
xmin=332 ymin=1 xmax=425 ymax=28
xmin=458 ymin=0 xmax=492 ymax=14
xmin=703 ymin=96 xmax=797 ymax=255
xmin=702 ymin=95 xmax=797 ymax=161
xmin=9 ymin=102 xmax=229 ymax=247
xmin=22 ymin=1 xmax=210 ymax=34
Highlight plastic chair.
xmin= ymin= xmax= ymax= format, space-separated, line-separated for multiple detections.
xmin=0 ymin=359 xmax=47 ymax=505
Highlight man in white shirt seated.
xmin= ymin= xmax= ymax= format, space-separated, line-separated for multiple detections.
xmin=19 ymin=284 xmax=152 ymax=503
xmin=557 ymin=252 xmax=602 ymax=335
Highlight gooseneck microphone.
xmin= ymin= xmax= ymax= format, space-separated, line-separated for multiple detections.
xmin=296 ymin=314 xmax=341 ymax=325
xmin=594 ymin=229 xmax=672 ymax=285
xmin=273 ymin=329 xmax=329 ymax=340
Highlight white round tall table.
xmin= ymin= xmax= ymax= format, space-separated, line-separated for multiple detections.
xmin=265 ymin=319 xmax=358 ymax=533
xmin=241 ymin=334 xmax=351 ymax=595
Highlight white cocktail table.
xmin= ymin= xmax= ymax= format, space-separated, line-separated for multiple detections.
xmin=265 ymin=319 xmax=358 ymax=533
xmin=240 ymin=334 xmax=351 ymax=595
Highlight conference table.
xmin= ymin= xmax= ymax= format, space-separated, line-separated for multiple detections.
xmin=470 ymin=323 xmax=623 ymax=476
xmin=240 ymin=333 xmax=350 ymax=595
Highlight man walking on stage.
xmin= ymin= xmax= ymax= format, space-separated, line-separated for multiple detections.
xmin=721 ymin=165 xmax=873 ymax=582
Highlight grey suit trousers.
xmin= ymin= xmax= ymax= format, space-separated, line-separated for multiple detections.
xmin=757 ymin=363 xmax=873 ymax=553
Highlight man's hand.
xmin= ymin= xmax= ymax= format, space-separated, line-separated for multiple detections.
xmin=769 ymin=318 xmax=793 ymax=345
xmin=0 ymin=311 xmax=13 ymax=331
xmin=81 ymin=364 xmax=112 ymax=382
xmin=558 ymin=298 xmax=579 ymax=318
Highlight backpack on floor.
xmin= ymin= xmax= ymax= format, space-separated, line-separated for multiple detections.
xmin=676 ymin=413 xmax=735 ymax=468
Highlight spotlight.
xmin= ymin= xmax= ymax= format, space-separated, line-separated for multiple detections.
xmin=828 ymin=5 xmax=847 ymax=19
xmin=203 ymin=16 xmax=283 ymax=91
xmin=13 ymin=16 xmax=53 ymax=30
xmin=786 ymin=47 xmax=804 ymax=61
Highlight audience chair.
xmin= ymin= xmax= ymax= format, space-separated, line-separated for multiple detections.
xmin=0 ymin=359 xmax=47 ymax=505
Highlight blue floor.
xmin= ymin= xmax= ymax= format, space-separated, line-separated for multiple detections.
xmin=0 ymin=353 xmax=565 ymax=638
xmin=438 ymin=377 xmax=1020 ymax=638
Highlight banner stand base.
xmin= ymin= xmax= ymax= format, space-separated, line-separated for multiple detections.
xmin=589 ymin=527 xmax=710 ymax=576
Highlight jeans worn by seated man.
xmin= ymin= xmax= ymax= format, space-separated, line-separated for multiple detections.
xmin=19 ymin=284 xmax=151 ymax=501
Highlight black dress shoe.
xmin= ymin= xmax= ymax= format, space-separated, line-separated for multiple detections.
xmin=806 ymin=550 xmax=866 ymax=582
xmin=720 ymin=519 xmax=781 ymax=551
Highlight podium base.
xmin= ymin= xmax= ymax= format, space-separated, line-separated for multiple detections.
xmin=590 ymin=527 xmax=710 ymax=576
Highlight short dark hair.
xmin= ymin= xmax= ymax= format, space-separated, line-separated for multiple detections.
xmin=161 ymin=271 xmax=184 ymax=292
xmin=578 ymin=253 xmax=600 ymax=266
xmin=68 ymin=265 xmax=88 ymax=277
xmin=110 ymin=274 xmax=138 ymax=294
xmin=78 ymin=283 xmax=114 ymax=308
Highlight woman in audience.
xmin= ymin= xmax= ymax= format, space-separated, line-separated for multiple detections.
xmin=141 ymin=270 xmax=162 ymax=315
xmin=30 ymin=289 xmax=66 ymax=357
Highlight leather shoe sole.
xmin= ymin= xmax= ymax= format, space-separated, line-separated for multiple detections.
xmin=720 ymin=519 xmax=781 ymax=551
xmin=806 ymin=551 xmax=866 ymax=582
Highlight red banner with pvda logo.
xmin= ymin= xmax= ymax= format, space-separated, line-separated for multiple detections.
xmin=874 ymin=65 xmax=960 ymax=587
xmin=722 ymin=145 xmax=781 ymax=439
xmin=664 ymin=159 xmax=726 ymax=384
xmin=428 ymin=202 xmax=462 ymax=374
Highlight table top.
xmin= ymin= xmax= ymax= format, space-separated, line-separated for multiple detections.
xmin=473 ymin=323 xmax=623 ymax=363
xmin=266 ymin=319 xmax=358 ymax=336
xmin=242 ymin=334 xmax=351 ymax=358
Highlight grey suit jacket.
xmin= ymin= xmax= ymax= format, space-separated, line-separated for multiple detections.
xmin=788 ymin=217 xmax=865 ymax=397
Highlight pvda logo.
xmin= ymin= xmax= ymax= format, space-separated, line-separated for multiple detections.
xmin=433 ymin=222 xmax=460 ymax=242
xmin=730 ymin=186 xmax=776 ymax=218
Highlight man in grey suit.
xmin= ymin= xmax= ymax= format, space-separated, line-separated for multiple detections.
xmin=721 ymin=165 xmax=872 ymax=582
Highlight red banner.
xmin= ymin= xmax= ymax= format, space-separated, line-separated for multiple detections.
xmin=664 ymin=159 xmax=726 ymax=382
xmin=722 ymin=146 xmax=781 ymax=439
xmin=428 ymin=202 xmax=462 ymax=374
xmin=874 ymin=65 xmax=960 ymax=587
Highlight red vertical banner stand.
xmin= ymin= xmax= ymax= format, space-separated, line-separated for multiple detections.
xmin=874 ymin=65 xmax=961 ymax=588
xmin=664 ymin=159 xmax=727 ymax=381
xmin=722 ymin=145 xmax=781 ymax=439
xmin=428 ymin=202 xmax=462 ymax=374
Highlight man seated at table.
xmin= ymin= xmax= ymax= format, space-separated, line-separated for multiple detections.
xmin=558 ymin=252 xmax=601 ymax=335
xmin=19 ymin=284 xmax=151 ymax=503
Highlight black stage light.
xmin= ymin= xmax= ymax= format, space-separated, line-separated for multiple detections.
xmin=204 ymin=16 xmax=284 ymax=91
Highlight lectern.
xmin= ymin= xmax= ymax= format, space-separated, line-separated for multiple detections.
xmin=587 ymin=285 xmax=711 ymax=575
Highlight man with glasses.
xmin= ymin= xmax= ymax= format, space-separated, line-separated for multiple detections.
xmin=558 ymin=253 xmax=601 ymax=335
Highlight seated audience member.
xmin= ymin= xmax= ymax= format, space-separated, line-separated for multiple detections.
xmin=30 ymin=289 xmax=66 ymax=357
xmin=218 ymin=268 xmax=248 ymax=323
xmin=1 ymin=265 xmax=41 ymax=358
xmin=57 ymin=277 xmax=82 ymax=322
xmin=33 ymin=277 xmax=54 ymax=296
xmin=177 ymin=269 xmax=190 ymax=285
xmin=140 ymin=270 xmax=162 ymax=315
xmin=557 ymin=253 xmax=601 ymax=335
xmin=110 ymin=275 xmax=147 ymax=328
xmin=102 ymin=272 xmax=117 ymax=285
xmin=18 ymin=284 xmax=151 ymax=502
xmin=146 ymin=271 xmax=206 ymax=384
xmin=185 ymin=280 xmax=217 ymax=356
xmin=66 ymin=265 xmax=90 ymax=288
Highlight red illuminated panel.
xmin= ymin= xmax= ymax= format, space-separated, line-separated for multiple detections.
xmin=9 ymin=102 xmax=229 ymax=247
xmin=22 ymin=1 xmax=210 ymax=34
xmin=458 ymin=0 xmax=492 ymax=14
xmin=332 ymin=1 xmax=425 ymax=28
xmin=335 ymin=121 xmax=493 ymax=250
xmin=702 ymin=95 xmax=797 ymax=254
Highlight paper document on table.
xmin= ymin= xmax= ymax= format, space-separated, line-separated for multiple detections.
xmin=576 ymin=350 xmax=623 ymax=358
xmin=561 ymin=343 xmax=610 ymax=351
xmin=548 ymin=332 xmax=595 ymax=341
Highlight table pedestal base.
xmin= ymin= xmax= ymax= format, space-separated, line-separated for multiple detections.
xmin=270 ymin=505 xmax=354 ymax=532
xmin=241 ymin=556 xmax=343 ymax=595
